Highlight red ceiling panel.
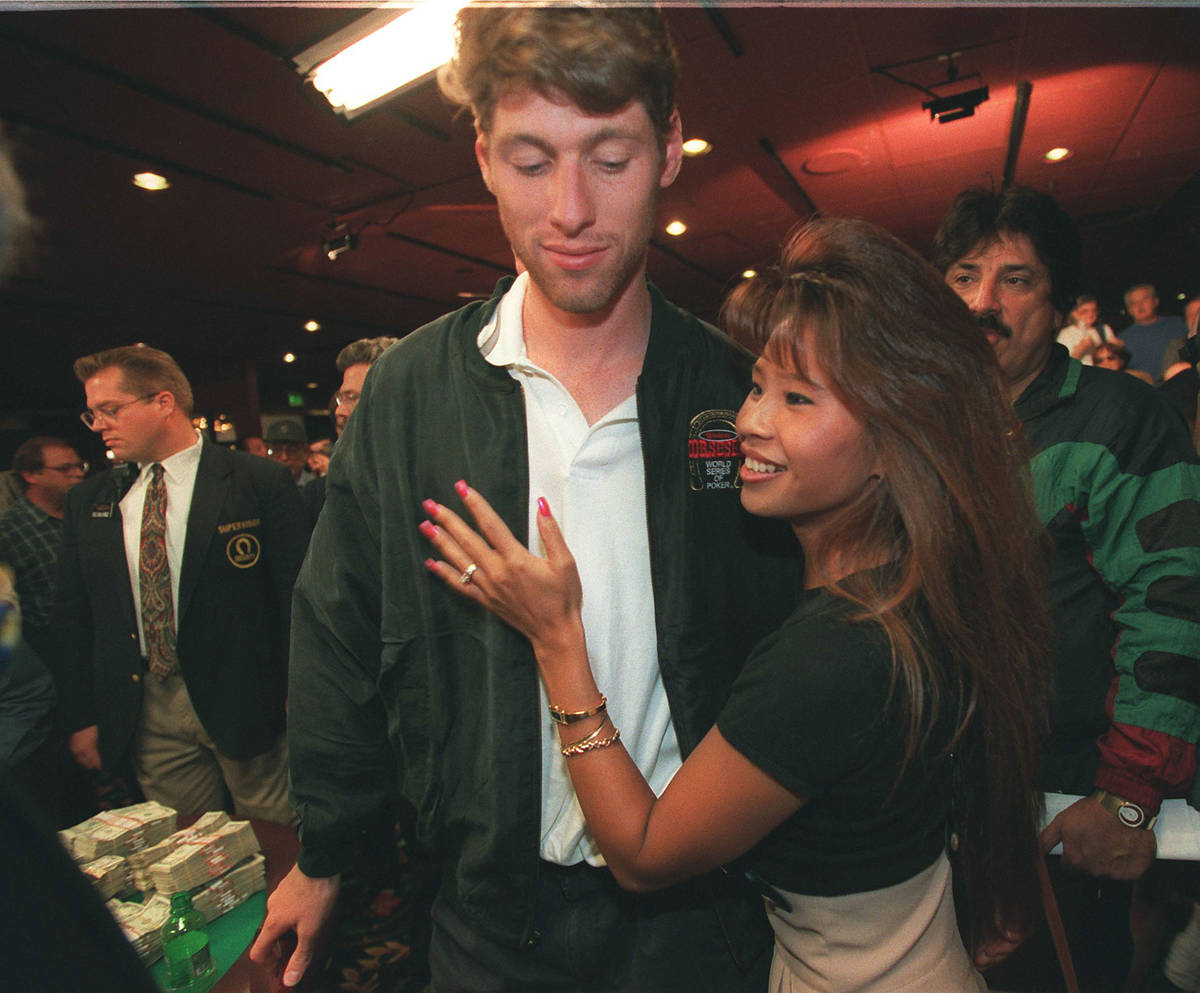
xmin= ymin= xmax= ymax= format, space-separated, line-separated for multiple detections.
xmin=0 ymin=5 xmax=1197 ymax=420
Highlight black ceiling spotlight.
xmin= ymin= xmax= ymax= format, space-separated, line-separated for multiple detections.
xmin=923 ymin=85 xmax=990 ymax=124
xmin=322 ymin=231 xmax=357 ymax=261
xmin=921 ymin=52 xmax=989 ymax=124
xmin=872 ymin=48 xmax=993 ymax=126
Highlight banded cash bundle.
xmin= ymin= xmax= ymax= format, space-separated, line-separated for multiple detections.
xmin=107 ymin=893 xmax=172 ymax=964
xmin=82 ymin=854 xmax=131 ymax=900
xmin=59 ymin=801 xmax=177 ymax=862
xmin=148 ymin=819 xmax=260 ymax=892
xmin=191 ymin=854 xmax=267 ymax=921
xmin=127 ymin=811 xmax=230 ymax=893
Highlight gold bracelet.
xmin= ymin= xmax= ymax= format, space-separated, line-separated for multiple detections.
xmin=549 ymin=695 xmax=607 ymax=726
xmin=561 ymin=725 xmax=621 ymax=758
xmin=560 ymin=718 xmax=609 ymax=751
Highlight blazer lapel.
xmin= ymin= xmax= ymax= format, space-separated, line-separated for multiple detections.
xmin=178 ymin=440 xmax=229 ymax=625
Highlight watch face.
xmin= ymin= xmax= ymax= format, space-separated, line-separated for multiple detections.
xmin=1117 ymin=802 xmax=1146 ymax=828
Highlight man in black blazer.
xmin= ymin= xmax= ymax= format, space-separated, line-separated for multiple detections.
xmin=47 ymin=344 xmax=308 ymax=823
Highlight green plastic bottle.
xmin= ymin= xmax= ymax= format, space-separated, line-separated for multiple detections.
xmin=160 ymin=891 xmax=216 ymax=992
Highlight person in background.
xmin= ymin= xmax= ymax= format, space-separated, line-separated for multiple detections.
xmin=306 ymin=438 xmax=333 ymax=478
xmin=264 ymin=420 xmax=312 ymax=485
xmin=421 ymin=216 xmax=1052 ymax=991
xmin=239 ymin=435 xmax=269 ymax=458
xmin=937 ymin=186 xmax=1200 ymax=992
xmin=1121 ymin=283 xmax=1189 ymax=383
xmin=331 ymin=336 xmax=398 ymax=436
xmin=0 ymin=142 xmax=33 ymax=519
xmin=0 ymin=561 xmax=57 ymax=777
xmin=46 ymin=344 xmax=308 ymax=824
xmin=253 ymin=7 xmax=799 ymax=990
xmin=1161 ymin=295 xmax=1200 ymax=384
xmin=0 ymin=118 xmax=160 ymax=993
xmin=1094 ymin=342 xmax=1155 ymax=384
xmin=1159 ymin=296 xmax=1200 ymax=447
xmin=0 ymin=436 xmax=87 ymax=658
xmin=0 ymin=436 xmax=95 ymax=824
xmin=301 ymin=336 xmax=398 ymax=528
xmin=1056 ymin=293 xmax=1119 ymax=364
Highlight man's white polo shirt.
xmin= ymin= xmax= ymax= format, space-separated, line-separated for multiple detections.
xmin=478 ymin=272 xmax=683 ymax=867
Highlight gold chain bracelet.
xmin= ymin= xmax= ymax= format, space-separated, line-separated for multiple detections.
xmin=561 ymin=725 xmax=621 ymax=758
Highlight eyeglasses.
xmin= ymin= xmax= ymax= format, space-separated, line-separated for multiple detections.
xmin=42 ymin=461 xmax=89 ymax=474
xmin=334 ymin=390 xmax=360 ymax=408
xmin=80 ymin=394 xmax=157 ymax=429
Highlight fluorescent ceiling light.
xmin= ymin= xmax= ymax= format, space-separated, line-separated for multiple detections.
xmin=295 ymin=2 xmax=466 ymax=119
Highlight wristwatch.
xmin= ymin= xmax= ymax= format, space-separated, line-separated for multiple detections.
xmin=1089 ymin=789 xmax=1158 ymax=830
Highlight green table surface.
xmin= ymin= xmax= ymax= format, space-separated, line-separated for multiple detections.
xmin=150 ymin=891 xmax=266 ymax=991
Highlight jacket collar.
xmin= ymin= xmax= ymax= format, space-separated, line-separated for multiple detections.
xmin=464 ymin=274 xmax=703 ymax=386
xmin=1013 ymin=342 xmax=1082 ymax=422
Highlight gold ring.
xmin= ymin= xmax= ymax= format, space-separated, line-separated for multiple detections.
xmin=459 ymin=563 xmax=478 ymax=585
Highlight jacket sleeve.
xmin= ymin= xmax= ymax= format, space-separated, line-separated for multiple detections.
xmin=255 ymin=461 xmax=310 ymax=665
xmin=0 ymin=639 xmax=57 ymax=766
xmin=287 ymin=388 xmax=397 ymax=879
xmin=1084 ymin=404 xmax=1200 ymax=809
xmin=42 ymin=487 xmax=97 ymax=734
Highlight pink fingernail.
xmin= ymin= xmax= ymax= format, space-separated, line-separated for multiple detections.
xmin=423 ymin=558 xmax=437 ymax=572
xmin=537 ymin=497 xmax=550 ymax=517
xmin=422 ymin=498 xmax=439 ymax=517
xmin=418 ymin=520 xmax=438 ymax=539
xmin=454 ymin=479 xmax=469 ymax=498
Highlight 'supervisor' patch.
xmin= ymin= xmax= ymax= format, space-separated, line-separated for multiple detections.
xmin=688 ymin=409 xmax=741 ymax=491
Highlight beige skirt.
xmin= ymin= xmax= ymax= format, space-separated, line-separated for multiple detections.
xmin=765 ymin=852 xmax=986 ymax=993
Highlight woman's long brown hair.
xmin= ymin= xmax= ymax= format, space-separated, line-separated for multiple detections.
xmin=722 ymin=217 xmax=1053 ymax=950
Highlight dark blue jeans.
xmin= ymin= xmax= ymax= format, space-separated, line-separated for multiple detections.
xmin=429 ymin=861 xmax=771 ymax=993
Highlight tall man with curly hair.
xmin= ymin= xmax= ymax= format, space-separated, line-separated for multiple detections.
xmin=254 ymin=7 xmax=798 ymax=991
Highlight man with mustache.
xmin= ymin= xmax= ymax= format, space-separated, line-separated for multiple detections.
xmin=936 ymin=186 xmax=1200 ymax=991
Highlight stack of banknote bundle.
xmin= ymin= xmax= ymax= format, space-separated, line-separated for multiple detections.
xmin=104 ymin=814 xmax=266 ymax=965
xmin=107 ymin=893 xmax=172 ymax=964
xmin=59 ymin=801 xmax=177 ymax=862
xmin=81 ymin=853 xmax=131 ymax=900
xmin=126 ymin=811 xmax=230 ymax=893
xmin=191 ymin=853 xmax=267 ymax=921
xmin=147 ymin=819 xmax=260 ymax=893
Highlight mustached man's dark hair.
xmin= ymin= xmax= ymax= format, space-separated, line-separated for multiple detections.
xmin=933 ymin=186 xmax=1081 ymax=316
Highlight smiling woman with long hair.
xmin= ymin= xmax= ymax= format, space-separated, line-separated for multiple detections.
xmin=420 ymin=217 xmax=1052 ymax=992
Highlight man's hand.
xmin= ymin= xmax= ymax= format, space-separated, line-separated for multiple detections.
xmin=250 ymin=865 xmax=339 ymax=988
xmin=1040 ymin=796 xmax=1156 ymax=880
xmin=67 ymin=725 xmax=101 ymax=770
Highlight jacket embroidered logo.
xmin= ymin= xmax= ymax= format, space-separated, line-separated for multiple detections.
xmin=688 ymin=410 xmax=741 ymax=491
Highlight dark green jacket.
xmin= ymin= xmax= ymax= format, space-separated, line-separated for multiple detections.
xmin=288 ymin=278 xmax=801 ymax=950
xmin=1017 ymin=344 xmax=1200 ymax=805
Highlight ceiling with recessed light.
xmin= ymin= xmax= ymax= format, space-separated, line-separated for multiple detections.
xmin=1 ymin=3 xmax=1198 ymax=457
